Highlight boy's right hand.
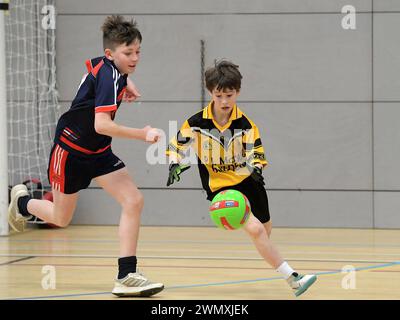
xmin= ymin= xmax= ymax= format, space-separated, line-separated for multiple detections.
xmin=166 ymin=163 xmax=190 ymax=186
xmin=142 ymin=125 xmax=162 ymax=143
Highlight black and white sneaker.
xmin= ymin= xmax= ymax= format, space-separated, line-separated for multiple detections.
xmin=8 ymin=184 xmax=32 ymax=232
xmin=112 ymin=272 xmax=164 ymax=297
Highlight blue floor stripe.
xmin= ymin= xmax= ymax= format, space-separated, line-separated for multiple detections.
xmin=6 ymin=260 xmax=400 ymax=300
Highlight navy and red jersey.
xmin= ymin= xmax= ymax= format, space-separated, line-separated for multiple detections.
xmin=54 ymin=56 xmax=128 ymax=156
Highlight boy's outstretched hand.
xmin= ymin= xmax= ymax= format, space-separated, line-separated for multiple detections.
xmin=123 ymin=78 xmax=141 ymax=102
xmin=167 ymin=163 xmax=190 ymax=186
xmin=143 ymin=125 xmax=162 ymax=143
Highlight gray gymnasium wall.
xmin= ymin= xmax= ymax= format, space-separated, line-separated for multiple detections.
xmin=54 ymin=0 xmax=400 ymax=228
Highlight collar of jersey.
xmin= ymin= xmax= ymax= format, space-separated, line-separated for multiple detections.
xmin=202 ymin=101 xmax=243 ymax=131
xmin=103 ymin=57 xmax=125 ymax=75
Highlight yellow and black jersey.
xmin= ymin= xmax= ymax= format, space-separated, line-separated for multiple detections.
xmin=167 ymin=102 xmax=268 ymax=194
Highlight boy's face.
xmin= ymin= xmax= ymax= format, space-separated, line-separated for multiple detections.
xmin=209 ymin=88 xmax=240 ymax=117
xmin=105 ymin=39 xmax=141 ymax=74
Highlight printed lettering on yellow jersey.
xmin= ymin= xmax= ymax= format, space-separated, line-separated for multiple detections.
xmin=167 ymin=103 xmax=268 ymax=193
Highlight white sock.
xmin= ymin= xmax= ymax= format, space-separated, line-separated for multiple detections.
xmin=276 ymin=261 xmax=296 ymax=279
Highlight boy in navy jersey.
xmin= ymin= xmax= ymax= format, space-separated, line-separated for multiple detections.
xmin=8 ymin=15 xmax=164 ymax=297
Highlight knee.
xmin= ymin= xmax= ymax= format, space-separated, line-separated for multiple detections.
xmin=122 ymin=192 xmax=144 ymax=213
xmin=246 ymin=222 xmax=267 ymax=239
xmin=53 ymin=215 xmax=72 ymax=228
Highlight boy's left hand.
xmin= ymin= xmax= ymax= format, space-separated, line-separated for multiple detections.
xmin=167 ymin=163 xmax=190 ymax=186
xmin=123 ymin=78 xmax=141 ymax=102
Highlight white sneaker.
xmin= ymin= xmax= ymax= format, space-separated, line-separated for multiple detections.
xmin=112 ymin=272 xmax=164 ymax=297
xmin=287 ymin=273 xmax=317 ymax=297
xmin=8 ymin=184 xmax=32 ymax=232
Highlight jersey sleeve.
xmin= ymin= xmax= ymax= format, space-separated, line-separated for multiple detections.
xmin=94 ymin=65 xmax=118 ymax=114
xmin=166 ymin=120 xmax=195 ymax=163
xmin=85 ymin=56 xmax=104 ymax=73
xmin=243 ymin=124 xmax=268 ymax=167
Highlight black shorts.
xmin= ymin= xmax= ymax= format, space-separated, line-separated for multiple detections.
xmin=207 ymin=176 xmax=270 ymax=223
xmin=47 ymin=143 xmax=125 ymax=194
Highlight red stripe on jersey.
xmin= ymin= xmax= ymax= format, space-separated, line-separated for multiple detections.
xmin=95 ymin=105 xmax=117 ymax=113
xmin=63 ymin=128 xmax=78 ymax=140
xmin=117 ymin=87 xmax=127 ymax=101
xmin=65 ymin=127 xmax=79 ymax=137
xmin=91 ymin=60 xmax=104 ymax=78
xmin=85 ymin=59 xmax=93 ymax=73
xmin=60 ymin=135 xmax=111 ymax=155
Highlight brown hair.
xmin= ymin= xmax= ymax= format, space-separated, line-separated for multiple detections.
xmin=101 ymin=15 xmax=142 ymax=50
xmin=205 ymin=60 xmax=242 ymax=92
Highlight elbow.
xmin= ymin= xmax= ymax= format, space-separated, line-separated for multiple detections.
xmin=94 ymin=122 xmax=105 ymax=135
xmin=94 ymin=112 xmax=114 ymax=136
xmin=94 ymin=119 xmax=109 ymax=135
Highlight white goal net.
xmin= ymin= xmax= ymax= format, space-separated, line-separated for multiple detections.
xmin=6 ymin=0 xmax=59 ymax=189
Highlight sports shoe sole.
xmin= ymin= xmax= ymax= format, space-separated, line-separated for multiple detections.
xmin=295 ymin=275 xmax=317 ymax=297
xmin=112 ymin=284 xmax=164 ymax=297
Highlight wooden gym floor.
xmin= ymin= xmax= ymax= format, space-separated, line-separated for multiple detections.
xmin=1 ymin=225 xmax=400 ymax=300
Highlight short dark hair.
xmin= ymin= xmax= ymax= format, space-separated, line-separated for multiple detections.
xmin=101 ymin=15 xmax=142 ymax=50
xmin=205 ymin=60 xmax=242 ymax=92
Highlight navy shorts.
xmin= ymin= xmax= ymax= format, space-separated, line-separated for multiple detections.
xmin=207 ymin=176 xmax=271 ymax=223
xmin=47 ymin=143 xmax=125 ymax=194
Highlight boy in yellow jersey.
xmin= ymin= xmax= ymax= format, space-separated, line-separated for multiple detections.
xmin=166 ymin=60 xmax=317 ymax=297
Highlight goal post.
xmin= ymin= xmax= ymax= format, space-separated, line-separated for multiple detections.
xmin=0 ymin=0 xmax=59 ymax=235
xmin=0 ymin=2 xmax=9 ymax=236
